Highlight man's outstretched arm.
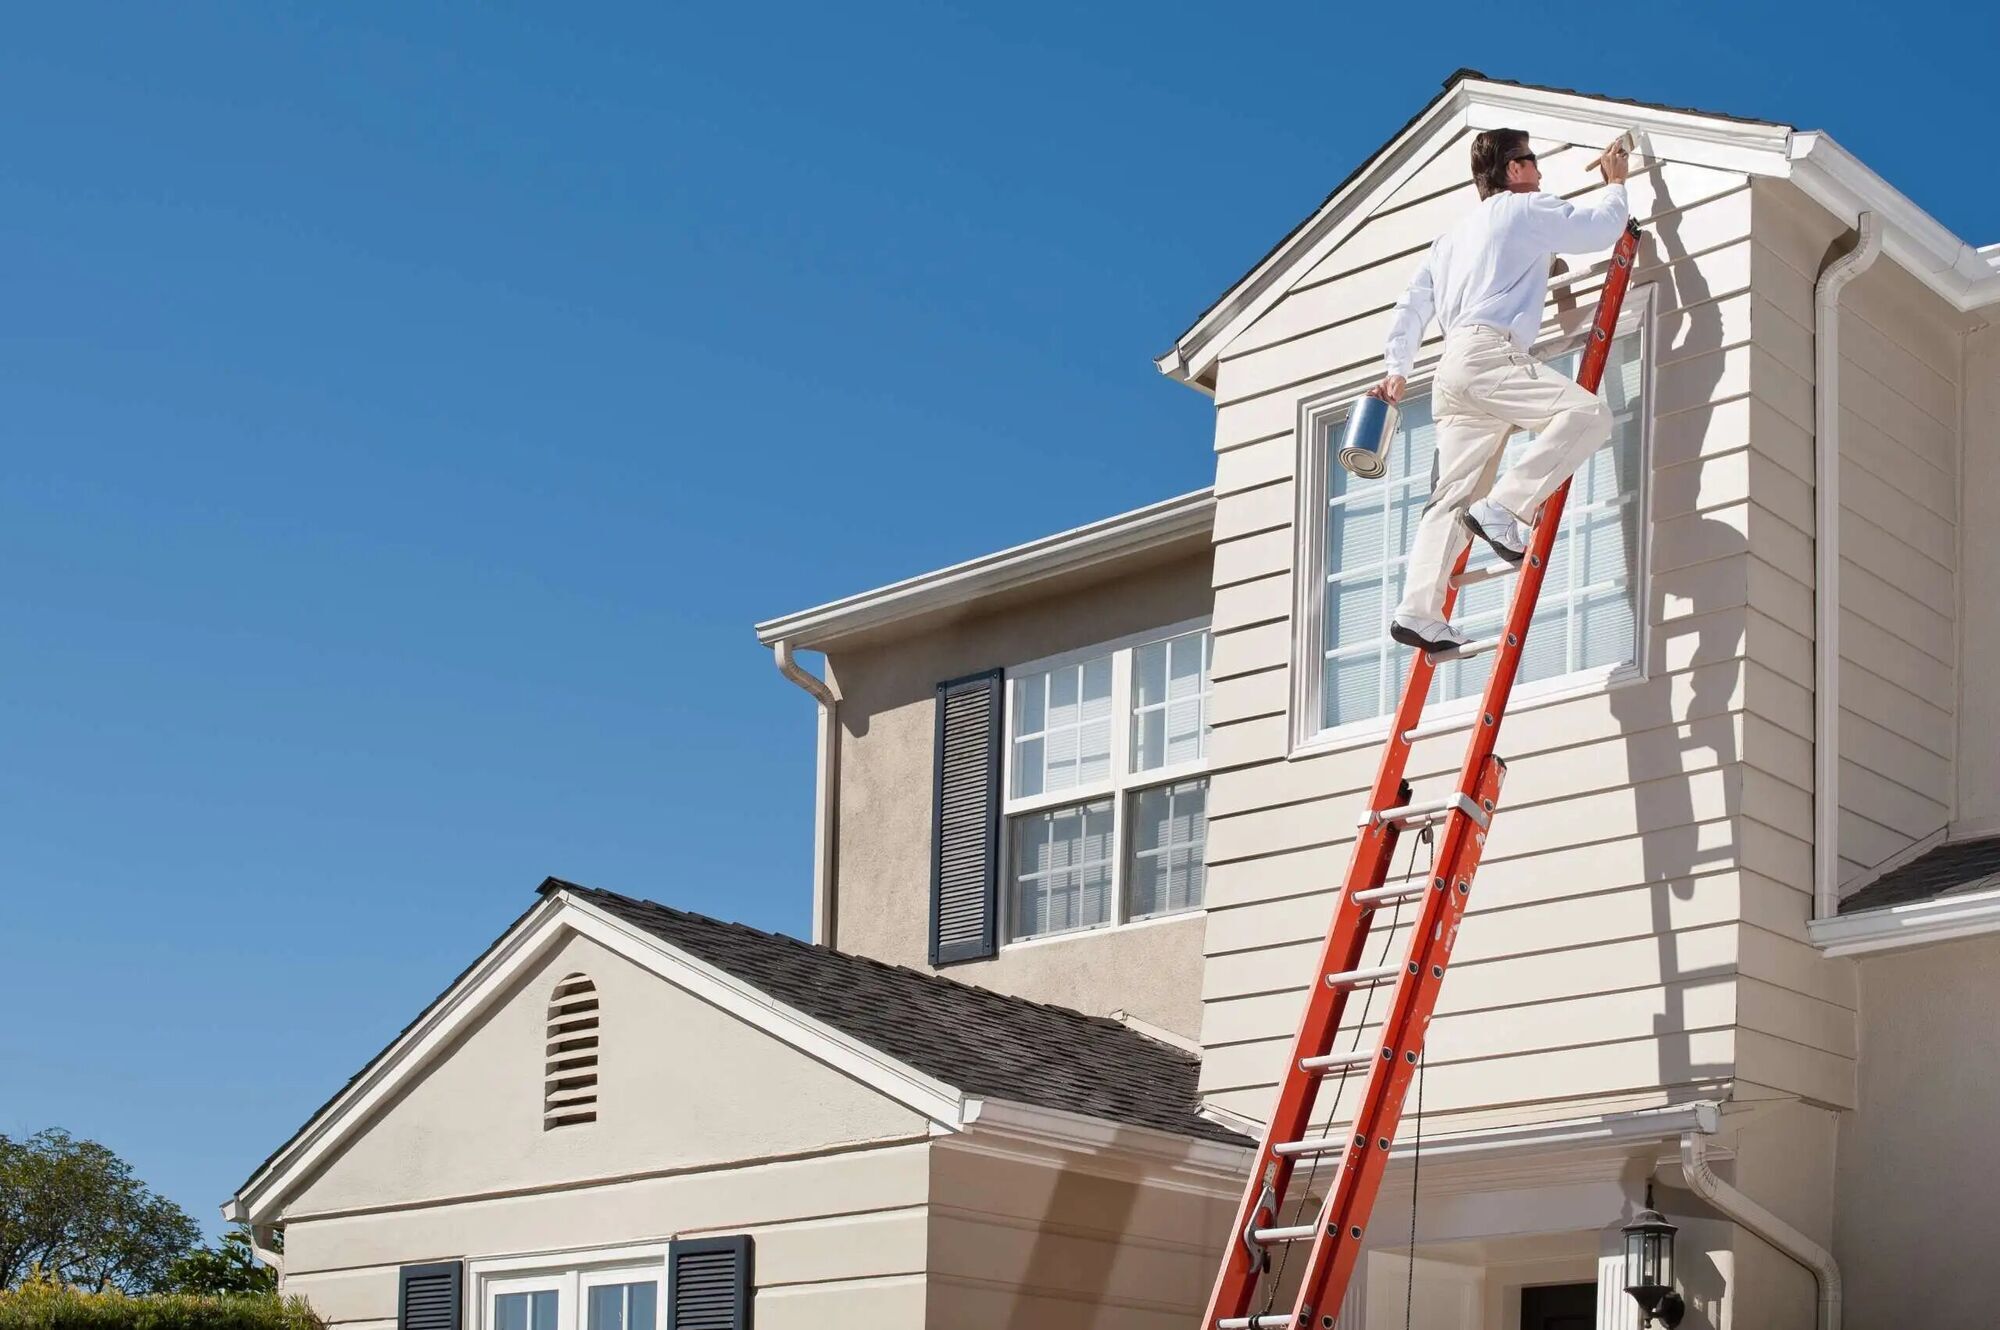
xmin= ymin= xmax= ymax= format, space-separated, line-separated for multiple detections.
xmin=1378 ymin=253 xmax=1435 ymax=401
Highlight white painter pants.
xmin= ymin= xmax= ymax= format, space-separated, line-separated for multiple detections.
xmin=1395 ymin=324 xmax=1614 ymax=622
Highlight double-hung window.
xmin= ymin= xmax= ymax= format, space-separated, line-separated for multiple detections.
xmin=1295 ymin=290 xmax=1652 ymax=744
xmin=1003 ymin=620 xmax=1211 ymax=942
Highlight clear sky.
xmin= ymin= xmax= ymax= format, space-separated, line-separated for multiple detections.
xmin=1 ymin=1 xmax=1991 ymax=1239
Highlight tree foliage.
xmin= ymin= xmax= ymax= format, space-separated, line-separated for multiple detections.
xmin=0 ymin=1132 xmax=201 ymax=1294
xmin=162 ymin=1233 xmax=274 ymax=1299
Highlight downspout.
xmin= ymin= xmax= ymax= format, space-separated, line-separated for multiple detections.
xmin=248 ymin=1223 xmax=285 ymax=1279
xmin=1680 ymin=1127 xmax=1841 ymax=1330
xmin=1813 ymin=210 xmax=1884 ymax=921
xmin=772 ymin=639 xmax=841 ymax=946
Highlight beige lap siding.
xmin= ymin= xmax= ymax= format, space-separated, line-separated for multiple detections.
xmin=1750 ymin=180 xmax=1962 ymax=890
xmin=1194 ymin=128 xmax=1876 ymax=1128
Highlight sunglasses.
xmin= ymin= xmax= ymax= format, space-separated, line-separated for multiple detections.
xmin=1510 ymin=151 xmax=1539 ymax=166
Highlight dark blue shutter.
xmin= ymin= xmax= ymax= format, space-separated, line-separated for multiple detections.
xmin=931 ymin=669 xmax=1002 ymax=965
xmin=667 ymin=1235 xmax=752 ymax=1330
xmin=398 ymin=1263 xmax=463 ymax=1330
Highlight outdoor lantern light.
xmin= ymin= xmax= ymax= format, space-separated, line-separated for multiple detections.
xmin=1622 ymin=1183 xmax=1685 ymax=1327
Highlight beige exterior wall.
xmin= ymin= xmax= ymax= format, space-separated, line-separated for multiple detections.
xmin=924 ymin=1141 xmax=1237 ymax=1329
xmin=824 ymin=549 xmax=1213 ymax=1037
xmin=277 ymin=928 xmax=936 ymax=1330
xmin=1750 ymin=181 xmax=1964 ymax=892
xmin=1198 ymin=127 xmax=1801 ymax=1131
xmin=1956 ymin=322 xmax=1999 ymax=836
xmin=1834 ymin=933 xmax=2000 ymax=1328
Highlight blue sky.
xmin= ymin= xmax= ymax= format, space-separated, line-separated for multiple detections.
xmin=1 ymin=2 xmax=1991 ymax=1240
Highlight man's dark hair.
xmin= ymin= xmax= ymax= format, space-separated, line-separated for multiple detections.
xmin=1471 ymin=128 xmax=1532 ymax=199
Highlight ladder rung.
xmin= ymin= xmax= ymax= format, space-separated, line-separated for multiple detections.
xmin=1429 ymin=634 xmax=1505 ymax=661
xmin=1358 ymin=791 xmax=1491 ymax=831
xmin=1400 ymin=709 xmax=1486 ymax=744
xmin=1218 ymin=1317 xmax=1296 ymax=1329
xmin=1301 ymin=1048 xmax=1376 ymax=1073
xmin=1450 ymin=562 xmax=1518 ymax=588
xmin=1251 ymin=1223 xmax=1320 ymax=1244
xmin=1354 ymin=880 xmax=1429 ymax=907
xmin=1325 ymin=962 xmax=1400 ymax=990
xmin=1274 ymin=1136 xmax=1350 ymax=1158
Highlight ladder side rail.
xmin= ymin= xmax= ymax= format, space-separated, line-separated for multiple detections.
xmin=1200 ymin=543 xmax=1475 ymax=1325
xmin=1286 ymin=220 xmax=1647 ymax=1326
xmin=1287 ymin=755 xmax=1506 ymax=1325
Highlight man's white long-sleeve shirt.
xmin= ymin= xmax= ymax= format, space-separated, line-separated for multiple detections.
xmin=1382 ymin=184 xmax=1630 ymax=378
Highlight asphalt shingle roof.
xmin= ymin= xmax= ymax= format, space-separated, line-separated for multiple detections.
xmin=1838 ymin=836 xmax=2000 ymax=915
xmin=550 ymin=880 xmax=1247 ymax=1147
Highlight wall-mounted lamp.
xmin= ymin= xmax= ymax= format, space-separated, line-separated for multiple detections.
xmin=1622 ymin=1181 xmax=1685 ymax=1327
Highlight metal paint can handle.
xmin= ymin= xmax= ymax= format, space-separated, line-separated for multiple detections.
xmin=1338 ymin=394 xmax=1399 ymax=480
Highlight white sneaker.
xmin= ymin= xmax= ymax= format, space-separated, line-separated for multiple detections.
xmin=1462 ymin=499 xmax=1529 ymax=565
xmin=1390 ymin=615 xmax=1473 ymax=654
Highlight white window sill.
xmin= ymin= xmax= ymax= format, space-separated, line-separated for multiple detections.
xmin=1000 ymin=907 xmax=1205 ymax=954
xmin=1287 ymin=661 xmax=1643 ymax=762
xmin=1807 ymin=886 xmax=2000 ymax=957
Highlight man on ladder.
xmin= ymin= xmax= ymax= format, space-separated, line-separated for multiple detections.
xmin=1377 ymin=127 xmax=1632 ymax=655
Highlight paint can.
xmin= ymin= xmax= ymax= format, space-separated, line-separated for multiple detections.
xmin=1338 ymin=393 xmax=1399 ymax=480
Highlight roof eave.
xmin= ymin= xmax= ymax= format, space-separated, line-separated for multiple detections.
xmin=1161 ymin=80 xmax=1996 ymax=389
xmin=752 ymin=488 xmax=1215 ymax=652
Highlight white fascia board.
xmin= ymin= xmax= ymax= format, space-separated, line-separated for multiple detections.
xmin=1161 ymin=101 xmax=1470 ymax=388
xmin=751 ymin=488 xmax=1214 ymax=650
xmin=231 ymin=892 xmax=969 ymax=1225
xmin=1460 ymin=82 xmax=1792 ymax=176
xmin=1788 ymin=132 xmax=2000 ymax=311
xmin=1807 ymin=885 xmax=2000 ymax=957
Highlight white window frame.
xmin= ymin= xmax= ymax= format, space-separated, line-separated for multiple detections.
xmin=470 ymin=1248 xmax=667 ymax=1330
xmin=1000 ymin=616 xmax=1212 ymax=945
xmin=1289 ymin=285 xmax=1656 ymax=756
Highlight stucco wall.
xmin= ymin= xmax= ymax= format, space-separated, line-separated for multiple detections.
xmin=276 ymin=928 xmax=936 ymax=1330
xmin=825 ymin=549 xmax=1214 ymax=1037
xmin=287 ymin=929 xmax=931 ymax=1216
xmin=1834 ymin=933 xmax=2000 ymax=1328
xmin=924 ymin=1141 xmax=1238 ymax=1329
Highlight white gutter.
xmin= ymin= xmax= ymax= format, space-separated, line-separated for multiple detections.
xmin=1812 ymin=210 xmax=1884 ymax=922
xmin=772 ymin=639 xmax=841 ymax=946
xmin=1680 ymin=1125 xmax=1841 ymax=1330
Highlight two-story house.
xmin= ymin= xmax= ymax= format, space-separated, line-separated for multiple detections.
xmin=228 ymin=73 xmax=2000 ymax=1330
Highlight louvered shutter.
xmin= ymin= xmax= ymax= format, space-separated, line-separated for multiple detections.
xmin=397 ymin=1262 xmax=462 ymax=1330
xmin=667 ymin=1235 xmax=752 ymax=1330
xmin=930 ymin=668 xmax=1002 ymax=965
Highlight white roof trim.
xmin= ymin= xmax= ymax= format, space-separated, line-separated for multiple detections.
xmin=1162 ymin=78 xmax=1996 ymax=387
xmin=753 ymin=488 xmax=1214 ymax=649
xmin=1808 ymin=883 xmax=2000 ymax=957
xmin=227 ymin=890 xmax=970 ymax=1225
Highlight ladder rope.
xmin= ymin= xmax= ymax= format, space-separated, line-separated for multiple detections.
xmin=1404 ymin=1045 xmax=1425 ymax=1330
xmin=1256 ymin=825 xmax=1433 ymax=1321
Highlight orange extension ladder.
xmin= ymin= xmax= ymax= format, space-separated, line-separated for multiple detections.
xmin=1204 ymin=218 xmax=1646 ymax=1330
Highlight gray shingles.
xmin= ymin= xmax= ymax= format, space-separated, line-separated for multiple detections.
xmin=1837 ymin=836 xmax=2000 ymax=914
xmin=550 ymin=879 xmax=1249 ymax=1148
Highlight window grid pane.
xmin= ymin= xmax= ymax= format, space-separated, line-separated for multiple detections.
xmin=1131 ymin=630 xmax=1211 ymax=772
xmin=1128 ymin=779 xmax=1208 ymax=919
xmin=1318 ymin=330 xmax=1644 ymax=731
xmin=1009 ymin=798 xmax=1115 ymax=940
xmin=1012 ymin=655 xmax=1113 ymax=798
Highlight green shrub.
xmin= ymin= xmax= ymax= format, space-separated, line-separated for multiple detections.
xmin=0 ymin=1281 xmax=323 ymax=1330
